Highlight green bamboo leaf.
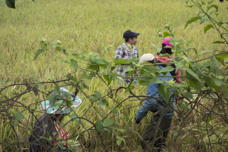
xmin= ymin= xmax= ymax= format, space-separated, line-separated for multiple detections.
xmin=216 ymin=53 xmax=228 ymax=59
xmin=213 ymin=41 xmax=225 ymax=44
xmin=124 ymin=67 xmax=134 ymax=73
xmin=91 ymin=58 xmax=108 ymax=66
xmin=115 ymin=58 xmax=131 ymax=65
xmin=208 ymin=4 xmax=218 ymax=12
xmin=215 ymin=52 xmax=228 ymax=64
xmin=103 ymin=119 xmax=113 ymax=127
xmin=185 ymin=16 xmax=201 ymax=28
xmin=204 ymin=24 xmax=213 ymax=33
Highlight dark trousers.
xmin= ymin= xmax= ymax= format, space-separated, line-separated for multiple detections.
xmin=141 ymin=109 xmax=173 ymax=152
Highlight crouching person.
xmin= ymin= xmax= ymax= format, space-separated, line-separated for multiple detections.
xmin=29 ymin=88 xmax=82 ymax=152
xmin=135 ymin=54 xmax=176 ymax=152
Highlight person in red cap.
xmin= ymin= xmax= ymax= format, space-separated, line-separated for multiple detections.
xmin=157 ymin=37 xmax=182 ymax=83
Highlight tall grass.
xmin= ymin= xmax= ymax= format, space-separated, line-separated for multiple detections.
xmin=0 ymin=0 xmax=227 ymax=151
xmin=0 ymin=0 xmax=225 ymax=83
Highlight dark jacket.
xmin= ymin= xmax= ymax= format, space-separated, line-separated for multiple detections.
xmin=29 ymin=114 xmax=68 ymax=152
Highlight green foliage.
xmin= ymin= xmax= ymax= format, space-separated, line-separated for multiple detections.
xmin=115 ymin=59 xmax=131 ymax=65
xmin=34 ymin=48 xmax=45 ymax=60
xmin=158 ymin=24 xmax=174 ymax=38
xmin=185 ymin=16 xmax=201 ymax=28
xmin=34 ymin=38 xmax=49 ymax=59
xmin=158 ymin=85 xmax=170 ymax=102
xmin=5 ymin=0 xmax=15 ymax=8
xmin=215 ymin=52 xmax=228 ymax=63
xmin=116 ymin=136 xmax=125 ymax=146
xmin=68 ymin=59 xmax=78 ymax=71
xmin=95 ymin=119 xmax=113 ymax=131
xmin=95 ymin=120 xmax=104 ymax=132
xmin=204 ymin=24 xmax=213 ymax=33
xmin=103 ymin=73 xmax=115 ymax=85
xmin=47 ymin=88 xmax=73 ymax=107
xmin=14 ymin=112 xmax=24 ymax=121
xmin=102 ymin=119 xmax=113 ymax=127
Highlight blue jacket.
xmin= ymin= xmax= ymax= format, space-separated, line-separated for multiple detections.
xmin=135 ymin=65 xmax=175 ymax=122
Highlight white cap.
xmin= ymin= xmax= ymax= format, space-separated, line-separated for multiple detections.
xmin=139 ymin=53 xmax=155 ymax=63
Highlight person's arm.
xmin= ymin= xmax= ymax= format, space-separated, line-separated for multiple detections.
xmin=135 ymin=84 xmax=160 ymax=124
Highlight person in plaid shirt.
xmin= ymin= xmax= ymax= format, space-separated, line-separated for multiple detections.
xmin=115 ymin=30 xmax=140 ymax=83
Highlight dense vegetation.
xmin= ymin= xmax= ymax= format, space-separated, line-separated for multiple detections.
xmin=0 ymin=0 xmax=227 ymax=151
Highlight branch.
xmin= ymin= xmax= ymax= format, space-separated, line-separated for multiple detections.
xmin=193 ymin=51 xmax=228 ymax=63
xmin=0 ymin=79 xmax=69 ymax=93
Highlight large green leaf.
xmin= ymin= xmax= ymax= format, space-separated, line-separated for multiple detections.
xmin=69 ymin=59 xmax=78 ymax=71
xmin=158 ymin=85 xmax=170 ymax=102
xmin=159 ymin=66 xmax=174 ymax=73
xmin=95 ymin=120 xmax=104 ymax=132
xmin=87 ymin=64 xmax=99 ymax=71
xmin=215 ymin=52 xmax=228 ymax=65
xmin=34 ymin=49 xmax=45 ymax=60
xmin=90 ymin=91 xmax=102 ymax=102
xmin=116 ymin=136 xmax=125 ymax=146
xmin=103 ymin=119 xmax=113 ymax=127
xmin=186 ymin=68 xmax=201 ymax=82
xmin=163 ymin=31 xmax=172 ymax=37
xmin=103 ymin=74 xmax=115 ymax=85
xmin=182 ymin=91 xmax=193 ymax=99
xmin=14 ymin=112 xmax=24 ymax=121
xmin=206 ymin=77 xmax=224 ymax=91
xmin=90 ymin=58 xmax=108 ymax=66
xmin=6 ymin=0 xmax=15 ymax=8
xmin=115 ymin=58 xmax=131 ymax=65
xmin=216 ymin=52 xmax=228 ymax=60
xmin=88 ymin=57 xmax=108 ymax=71
xmin=124 ymin=67 xmax=135 ymax=75
xmin=204 ymin=24 xmax=213 ymax=33
xmin=208 ymin=4 xmax=218 ymax=12
xmin=185 ymin=16 xmax=201 ymax=28
xmin=187 ymin=77 xmax=202 ymax=91
xmin=221 ymin=84 xmax=228 ymax=99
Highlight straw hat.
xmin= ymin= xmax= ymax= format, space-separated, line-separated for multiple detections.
xmin=41 ymin=88 xmax=82 ymax=114
xmin=139 ymin=53 xmax=155 ymax=63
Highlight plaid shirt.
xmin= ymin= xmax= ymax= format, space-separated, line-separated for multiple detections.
xmin=115 ymin=43 xmax=139 ymax=79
